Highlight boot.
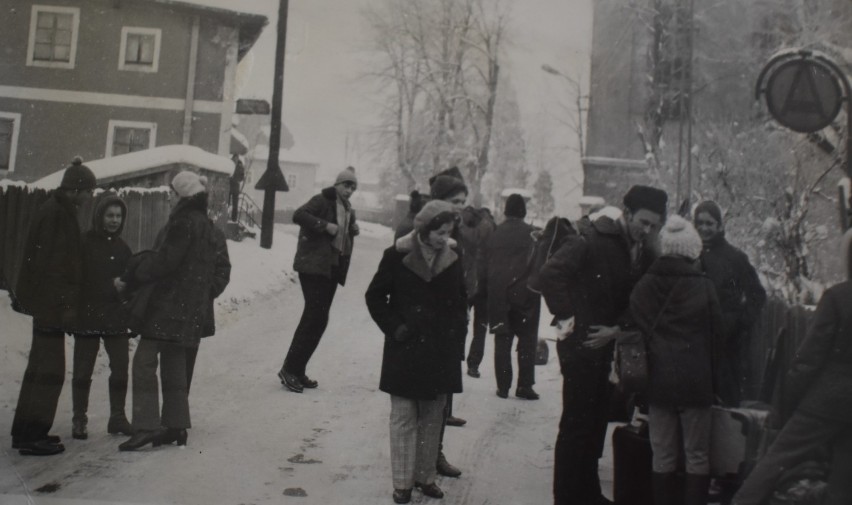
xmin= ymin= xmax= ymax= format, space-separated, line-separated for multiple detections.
xmin=108 ymin=379 xmax=133 ymax=435
xmin=652 ymin=472 xmax=678 ymax=505
xmin=685 ymin=474 xmax=710 ymax=505
xmin=71 ymin=378 xmax=91 ymax=440
xmin=436 ymin=451 xmax=461 ymax=477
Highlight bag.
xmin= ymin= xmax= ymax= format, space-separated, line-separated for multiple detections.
xmin=535 ymin=338 xmax=549 ymax=365
xmin=526 ymin=216 xmax=576 ymax=293
xmin=612 ymin=420 xmax=654 ymax=505
xmin=614 ymin=331 xmax=649 ymax=394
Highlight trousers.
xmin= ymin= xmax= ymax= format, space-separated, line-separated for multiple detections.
xmin=283 ymin=273 xmax=339 ymax=376
xmin=131 ymin=338 xmax=192 ymax=431
xmin=494 ymin=307 xmax=538 ymax=392
xmin=389 ymin=394 xmax=446 ymax=490
xmin=465 ymin=293 xmax=489 ymax=369
xmin=11 ymin=327 xmax=65 ymax=443
xmin=72 ymin=333 xmax=130 ymax=421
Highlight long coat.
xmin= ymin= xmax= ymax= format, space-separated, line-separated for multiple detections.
xmin=539 ymin=215 xmax=653 ymax=362
xmin=14 ymin=192 xmax=84 ymax=331
xmin=630 ymin=256 xmax=724 ymax=408
xmin=292 ymin=187 xmax=358 ymax=286
xmin=787 ymin=281 xmax=852 ymax=422
xmin=365 ymin=233 xmax=467 ymax=400
xmin=481 ymin=217 xmax=540 ymax=333
xmin=126 ymin=196 xmax=224 ymax=346
xmin=78 ymin=193 xmax=133 ymax=335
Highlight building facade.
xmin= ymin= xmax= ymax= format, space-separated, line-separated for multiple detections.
xmin=0 ymin=0 xmax=266 ymax=182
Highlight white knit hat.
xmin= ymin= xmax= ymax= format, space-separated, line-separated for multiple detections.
xmin=171 ymin=171 xmax=208 ymax=197
xmin=660 ymin=215 xmax=702 ymax=260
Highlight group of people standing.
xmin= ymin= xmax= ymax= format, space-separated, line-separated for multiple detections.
xmin=10 ymin=158 xmax=230 ymax=456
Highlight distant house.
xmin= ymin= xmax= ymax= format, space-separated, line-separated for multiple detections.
xmin=0 ymin=0 xmax=266 ymax=182
xmin=245 ymin=144 xmax=318 ymax=221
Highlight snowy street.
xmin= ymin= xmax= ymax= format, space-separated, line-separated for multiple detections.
xmin=0 ymin=224 xmax=607 ymax=505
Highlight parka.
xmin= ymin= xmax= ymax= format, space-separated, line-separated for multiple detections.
xmin=630 ymin=256 xmax=724 ymax=408
xmin=292 ymin=187 xmax=359 ymax=286
xmin=77 ymin=193 xmax=133 ymax=335
xmin=365 ymin=232 xmax=467 ymax=400
xmin=14 ymin=191 xmax=84 ymax=331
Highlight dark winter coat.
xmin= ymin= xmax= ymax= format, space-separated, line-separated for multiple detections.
xmin=630 ymin=256 xmax=724 ymax=408
xmin=458 ymin=206 xmax=495 ymax=299
xmin=365 ymin=233 xmax=467 ymax=400
xmin=538 ymin=215 xmax=654 ymax=362
xmin=78 ymin=193 xmax=133 ymax=335
xmin=481 ymin=217 xmax=540 ymax=332
xmin=787 ymin=281 xmax=852 ymax=422
xmin=203 ymin=225 xmax=231 ymax=338
xmin=124 ymin=195 xmax=224 ymax=346
xmin=292 ymin=187 xmax=359 ymax=286
xmin=14 ymin=191 xmax=84 ymax=331
xmin=699 ymin=235 xmax=766 ymax=347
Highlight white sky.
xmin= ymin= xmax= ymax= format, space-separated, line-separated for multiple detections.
xmin=190 ymin=0 xmax=593 ymax=213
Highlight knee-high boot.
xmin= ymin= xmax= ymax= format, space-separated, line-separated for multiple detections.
xmin=652 ymin=472 xmax=678 ymax=505
xmin=107 ymin=378 xmax=133 ymax=435
xmin=685 ymin=474 xmax=710 ymax=505
xmin=72 ymin=378 xmax=91 ymax=439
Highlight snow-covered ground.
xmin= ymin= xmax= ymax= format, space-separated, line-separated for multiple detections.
xmin=0 ymin=223 xmax=614 ymax=505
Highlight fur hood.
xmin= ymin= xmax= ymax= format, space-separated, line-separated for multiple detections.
xmin=394 ymin=231 xmax=458 ymax=282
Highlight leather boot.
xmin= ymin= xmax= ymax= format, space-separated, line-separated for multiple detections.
xmin=652 ymin=472 xmax=677 ymax=505
xmin=107 ymin=379 xmax=132 ymax=435
xmin=71 ymin=378 xmax=91 ymax=440
xmin=685 ymin=474 xmax=710 ymax=505
xmin=436 ymin=451 xmax=461 ymax=477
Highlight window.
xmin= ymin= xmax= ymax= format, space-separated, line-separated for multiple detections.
xmin=106 ymin=120 xmax=156 ymax=157
xmin=286 ymin=173 xmax=298 ymax=189
xmin=0 ymin=113 xmax=22 ymax=172
xmin=27 ymin=5 xmax=80 ymax=69
xmin=119 ymin=27 xmax=162 ymax=73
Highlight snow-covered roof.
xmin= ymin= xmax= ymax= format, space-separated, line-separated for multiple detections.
xmin=32 ymin=145 xmax=236 ymax=189
xmin=500 ymin=188 xmax=533 ymax=199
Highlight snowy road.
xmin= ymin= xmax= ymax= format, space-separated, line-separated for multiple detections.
xmin=0 ymin=225 xmax=610 ymax=505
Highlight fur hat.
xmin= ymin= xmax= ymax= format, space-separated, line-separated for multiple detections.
xmin=430 ymin=175 xmax=468 ymax=201
xmin=334 ymin=166 xmax=357 ymax=187
xmin=660 ymin=215 xmax=702 ymax=260
xmin=428 ymin=166 xmax=465 ymax=187
xmin=60 ymin=156 xmax=96 ymax=191
xmin=694 ymin=200 xmax=723 ymax=225
xmin=504 ymin=193 xmax=527 ymax=219
xmin=413 ymin=200 xmax=456 ymax=232
xmin=171 ymin=171 xmax=208 ymax=198
xmin=623 ymin=185 xmax=668 ymax=217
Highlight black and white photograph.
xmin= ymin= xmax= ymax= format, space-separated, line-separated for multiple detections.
xmin=1 ymin=0 xmax=851 ymax=504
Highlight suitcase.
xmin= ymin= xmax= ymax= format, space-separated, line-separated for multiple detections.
xmin=613 ymin=421 xmax=655 ymax=505
xmin=709 ymin=406 xmax=771 ymax=480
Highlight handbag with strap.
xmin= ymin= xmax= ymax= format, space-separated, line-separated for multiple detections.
xmin=615 ymin=280 xmax=680 ymax=393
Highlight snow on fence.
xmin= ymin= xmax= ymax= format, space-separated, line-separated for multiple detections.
xmin=0 ymin=185 xmax=170 ymax=292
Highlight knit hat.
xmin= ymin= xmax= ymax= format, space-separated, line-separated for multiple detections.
xmin=59 ymin=156 xmax=96 ymax=190
xmin=334 ymin=166 xmax=358 ymax=187
xmin=694 ymin=200 xmax=723 ymax=225
xmin=660 ymin=215 xmax=702 ymax=260
xmin=623 ymin=185 xmax=668 ymax=217
xmin=413 ymin=200 xmax=456 ymax=232
xmin=171 ymin=171 xmax=208 ymax=198
xmin=504 ymin=193 xmax=527 ymax=219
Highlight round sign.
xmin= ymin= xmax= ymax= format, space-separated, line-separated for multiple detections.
xmin=765 ymin=59 xmax=843 ymax=133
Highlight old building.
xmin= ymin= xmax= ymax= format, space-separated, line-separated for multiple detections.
xmin=0 ymin=0 xmax=266 ymax=181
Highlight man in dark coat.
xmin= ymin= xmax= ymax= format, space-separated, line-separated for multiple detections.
xmin=539 ymin=185 xmax=668 ymax=505
xmin=694 ymin=200 xmax=766 ymax=405
xmin=11 ymin=156 xmax=96 ymax=456
xmin=481 ymin=194 xmax=541 ymax=399
xmin=278 ymin=167 xmax=359 ymax=393
xmin=732 ymin=230 xmax=852 ymax=505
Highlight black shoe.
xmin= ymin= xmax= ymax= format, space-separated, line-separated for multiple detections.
xmin=107 ymin=415 xmax=134 ymax=436
xmin=415 ymin=482 xmax=445 ymax=499
xmin=446 ymin=415 xmax=467 ymax=427
xmin=516 ymin=386 xmax=540 ymax=400
xmin=436 ymin=452 xmax=461 ymax=478
xmin=72 ymin=418 xmax=88 ymax=440
xmin=12 ymin=435 xmax=61 ymax=450
xmin=392 ymin=488 xmax=412 ymax=504
xmin=18 ymin=439 xmax=65 ymax=456
xmin=299 ymin=375 xmax=318 ymax=389
xmin=496 ymin=388 xmax=509 ymax=399
xmin=118 ymin=428 xmax=166 ymax=451
xmin=467 ymin=366 xmax=480 ymax=378
xmin=154 ymin=428 xmax=187 ymax=447
xmin=277 ymin=370 xmax=303 ymax=393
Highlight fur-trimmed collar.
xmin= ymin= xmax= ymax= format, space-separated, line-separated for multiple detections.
xmin=394 ymin=232 xmax=458 ymax=282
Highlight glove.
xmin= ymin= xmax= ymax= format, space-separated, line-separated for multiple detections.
xmin=394 ymin=324 xmax=411 ymax=343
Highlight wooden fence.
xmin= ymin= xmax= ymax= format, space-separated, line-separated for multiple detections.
xmin=0 ymin=185 xmax=170 ymax=292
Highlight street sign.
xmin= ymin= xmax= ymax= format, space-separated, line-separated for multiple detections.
xmin=764 ymin=58 xmax=843 ymax=133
